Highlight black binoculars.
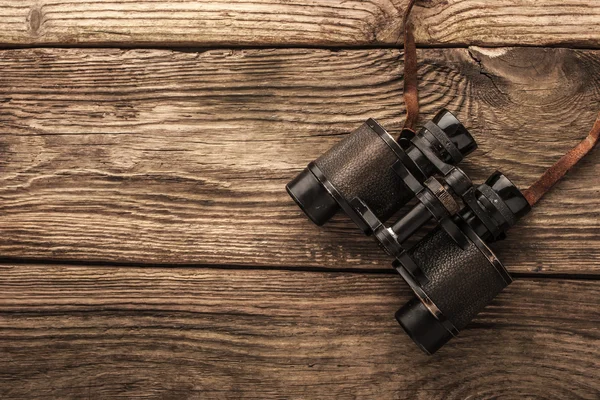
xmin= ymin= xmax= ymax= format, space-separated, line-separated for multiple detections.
xmin=287 ymin=109 xmax=531 ymax=354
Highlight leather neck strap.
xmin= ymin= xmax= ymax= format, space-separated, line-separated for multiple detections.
xmin=523 ymin=114 xmax=600 ymax=206
xmin=401 ymin=0 xmax=419 ymax=137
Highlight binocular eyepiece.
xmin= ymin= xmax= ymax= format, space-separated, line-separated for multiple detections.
xmin=286 ymin=110 xmax=476 ymax=231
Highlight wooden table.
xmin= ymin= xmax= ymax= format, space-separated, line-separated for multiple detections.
xmin=1 ymin=1 xmax=599 ymax=398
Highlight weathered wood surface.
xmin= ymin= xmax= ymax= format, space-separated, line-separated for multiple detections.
xmin=0 ymin=0 xmax=598 ymax=397
xmin=1 ymin=1 xmax=600 ymax=48
xmin=0 ymin=47 xmax=599 ymax=273
xmin=0 ymin=264 xmax=598 ymax=399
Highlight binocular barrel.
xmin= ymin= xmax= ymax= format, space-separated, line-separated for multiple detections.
xmin=396 ymin=226 xmax=509 ymax=354
xmin=396 ymin=172 xmax=531 ymax=354
xmin=286 ymin=109 xmax=476 ymax=232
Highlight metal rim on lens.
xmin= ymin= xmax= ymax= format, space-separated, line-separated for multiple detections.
xmin=394 ymin=264 xmax=460 ymax=337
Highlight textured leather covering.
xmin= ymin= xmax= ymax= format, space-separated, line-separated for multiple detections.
xmin=315 ymin=122 xmax=411 ymax=222
xmin=409 ymin=228 xmax=509 ymax=330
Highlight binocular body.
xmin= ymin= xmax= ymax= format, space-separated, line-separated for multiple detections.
xmin=287 ymin=109 xmax=531 ymax=354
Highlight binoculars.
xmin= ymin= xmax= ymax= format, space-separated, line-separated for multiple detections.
xmin=287 ymin=109 xmax=531 ymax=354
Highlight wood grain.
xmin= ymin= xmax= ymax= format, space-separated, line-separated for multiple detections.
xmin=1 ymin=1 xmax=600 ymax=48
xmin=0 ymin=47 xmax=598 ymax=273
xmin=0 ymin=264 xmax=598 ymax=399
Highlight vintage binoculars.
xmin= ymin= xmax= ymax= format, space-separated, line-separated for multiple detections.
xmin=286 ymin=109 xmax=531 ymax=354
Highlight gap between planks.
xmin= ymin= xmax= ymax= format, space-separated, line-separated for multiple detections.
xmin=1 ymin=258 xmax=599 ymax=282
xmin=6 ymin=43 xmax=600 ymax=52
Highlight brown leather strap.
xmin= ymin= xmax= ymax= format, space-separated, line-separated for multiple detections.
xmin=524 ymin=113 xmax=600 ymax=206
xmin=401 ymin=0 xmax=419 ymax=137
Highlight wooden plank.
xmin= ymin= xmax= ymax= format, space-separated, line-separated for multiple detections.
xmin=1 ymin=1 xmax=600 ymax=48
xmin=0 ymin=264 xmax=598 ymax=398
xmin=0 ymin=47 xmax=598 ymax=273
